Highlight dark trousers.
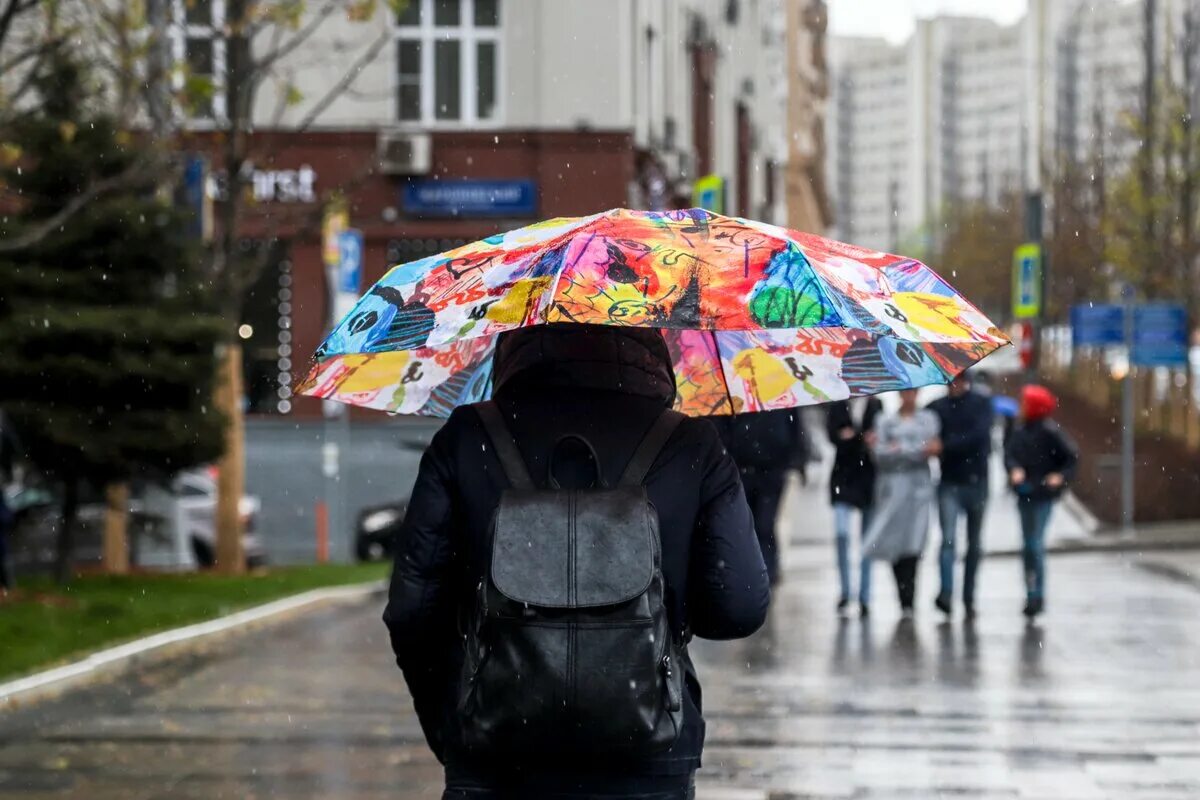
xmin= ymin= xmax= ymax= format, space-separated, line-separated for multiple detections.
xmin=0 ymin=496 xmax=11 ymax=591
xmin=444 ymin=774 xmax=696 ymax=799
xmin=740 ymin=468 xmax=787 ymax=584
xmin=892 ymin=556 xmax=919 ymax=610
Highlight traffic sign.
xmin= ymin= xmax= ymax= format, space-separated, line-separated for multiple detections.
xmin=692 ymin=174 xmax=725 ymax=214
xmin=1132 ymin=303 xmax=1189 ymax=367
xmin=1012 ymin=243 xmax=1042 ymax=319
xmin=1070 ymin=304 xmax=1125 ymax=347
xmin=337 ymin=229 xmax=364 ymax=294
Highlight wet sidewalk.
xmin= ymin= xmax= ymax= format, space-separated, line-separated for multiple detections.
xmin=1 ymin=477 xmax=1198 ymax=798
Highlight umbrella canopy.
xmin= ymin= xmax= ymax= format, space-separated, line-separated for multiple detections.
xmin=297 ymin=208 xmax=1008 ymax=416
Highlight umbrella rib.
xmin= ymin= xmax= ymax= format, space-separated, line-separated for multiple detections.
xmin=710 ymin=329 xmax=735 ymax=416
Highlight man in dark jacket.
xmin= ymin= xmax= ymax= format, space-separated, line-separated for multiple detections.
xmin=826 ymin=397 xmax=882 ymax=616
xmin=713 ymin=408 xmax=809 ymax=585
xmin=383 ymin=324 xmax=769 ymax=799
xmin=1005 ymin=384 xmax=1078 ymax=619
xmin=927 ymin=374 xmax=994 ymax=619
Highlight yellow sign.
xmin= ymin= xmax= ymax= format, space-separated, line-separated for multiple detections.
xmin=692 ymin=174 xmax=725 ymax=214
xmin=1012 ymin=243 xmax=1042 ymax=320
xmin=322 ymin=198 xmax=349 ymax=269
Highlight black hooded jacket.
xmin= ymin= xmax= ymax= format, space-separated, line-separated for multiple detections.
xmin=382 ymin=325 xmax=769 ymax=784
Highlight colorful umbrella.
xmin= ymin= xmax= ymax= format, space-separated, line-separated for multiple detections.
xmin=297 ymin=208 xmax=1008 ymax=416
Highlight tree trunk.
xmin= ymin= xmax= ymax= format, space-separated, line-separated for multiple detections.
xmin=102 ymin=482 xmax=130 ymax=574
xmin=214 ymin=343 xmax=246 ymax=574
xmin=54 ymin=478 xmax=79 ymax=585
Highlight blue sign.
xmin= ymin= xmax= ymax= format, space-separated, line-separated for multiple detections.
xmin=337 ymin=229 xmax=364 ymax=294
xmin=1071 ymin=304 xmax=1125 ymax=347
xmin=1133 ymin=303 xmax=1189 ymax=367
xmin=182 ymin=154 xmax=209 ymax=240
xmin=403 ymin=179 xmax=537 ymax=217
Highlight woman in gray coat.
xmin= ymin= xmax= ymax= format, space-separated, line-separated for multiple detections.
xmin=862 ymin=389 xmax=941 ymax=615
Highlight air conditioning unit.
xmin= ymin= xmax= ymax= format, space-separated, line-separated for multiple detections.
xmin=377 ymin=131 xmax=431 ymax=175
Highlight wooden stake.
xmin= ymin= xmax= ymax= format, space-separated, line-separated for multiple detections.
xmin=215 ymin=344 xmax=246 ymax=574
xmin=102 ymin=483 xmax=130 ymax=574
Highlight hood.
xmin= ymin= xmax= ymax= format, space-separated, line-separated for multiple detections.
xmin=1021 ymin=384 xmax=1057 ymax=422
xmin=492 ymin=324 xmax=676 ymax=406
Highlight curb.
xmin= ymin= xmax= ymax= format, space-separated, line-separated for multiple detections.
xmin=0 ymin=579 xmax=386 ymax=710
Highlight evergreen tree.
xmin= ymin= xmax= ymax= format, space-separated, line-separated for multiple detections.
xmin=0 ymin=50 xmax=225 ymax=582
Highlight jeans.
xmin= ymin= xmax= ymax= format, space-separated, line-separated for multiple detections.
xmin=1017 ymin=498 xmax=1054 ymax=600
xmin=937 ymin=482 xmax=987 ymax=607
xmin=833 ymin=502 xmax=872 ymax=604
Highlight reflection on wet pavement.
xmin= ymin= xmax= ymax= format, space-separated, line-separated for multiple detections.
xmin=2 ymin=545 xmax=1199 ymax=798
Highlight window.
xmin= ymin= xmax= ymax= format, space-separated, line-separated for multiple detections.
xmin=171 ymin=0 xmax=226 ymax=121
xmin=395 ymin=0 xmax=501 ymax=125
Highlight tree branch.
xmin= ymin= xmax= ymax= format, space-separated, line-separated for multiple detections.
xmin=294 ymin=27 xmax=390 ymax=133
xmin=0 ymin=0 xmax=38 ymax=56
xmin=0 ymin=163 xmax=156 ymax=254
xmin=251 ymin=0 xmax=338 ymax=79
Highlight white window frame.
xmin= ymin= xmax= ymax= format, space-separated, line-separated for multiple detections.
xmin=170 ymin=0 xmax=228 ymax=125
xmin=393 ymin=0 xmax=503 ymax=128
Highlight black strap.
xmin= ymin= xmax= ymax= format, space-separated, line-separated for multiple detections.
xmin=619 ymin=410 xmax=685 ymax=487
xmin=475 ymin=401 xmax=535 ymax=490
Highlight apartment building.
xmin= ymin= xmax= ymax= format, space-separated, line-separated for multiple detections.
xmin=827 ymin=0 xmax=1197 ymax=254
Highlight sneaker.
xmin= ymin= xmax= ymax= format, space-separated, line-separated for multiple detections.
xmin=934 ymin=594 xmax=952 ymax=616
xmin=837 ymin=598 xmax=850 ymax=616
xmin=1022 ymin=597 xmax=1044 ymax=618
xmin=859 ymin=603 xmax=870 ymax=619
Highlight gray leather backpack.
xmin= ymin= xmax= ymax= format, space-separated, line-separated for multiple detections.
xmin=456 ymin=401 xmax=686 ymax=758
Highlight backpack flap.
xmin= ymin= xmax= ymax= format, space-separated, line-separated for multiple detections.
xmin=491 ymin=486 xmax=655 ymax=609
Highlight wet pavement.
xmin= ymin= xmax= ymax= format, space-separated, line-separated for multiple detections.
xmin=2 ymin=480 xmax=1199 ymax=798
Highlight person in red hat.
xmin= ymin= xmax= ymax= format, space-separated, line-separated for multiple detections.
xmin=1004 ymin=384 xmax=1078 ymax=619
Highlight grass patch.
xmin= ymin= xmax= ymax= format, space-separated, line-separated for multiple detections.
xmin=0 ymin=563 xmax=388 ymax=682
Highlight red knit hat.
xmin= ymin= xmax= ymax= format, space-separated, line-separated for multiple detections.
xmin=1021 ymin=384 xmax=1057 ymax=421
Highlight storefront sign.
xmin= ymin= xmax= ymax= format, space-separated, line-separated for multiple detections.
xmin=207 ymin=163 xmax=318 ymax=204
xmin=402 ymin=179 xmax=538 ymax=217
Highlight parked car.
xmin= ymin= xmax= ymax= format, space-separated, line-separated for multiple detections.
xmin=354 ymin=500 xmax=407 ymax=562
xmin=4 ymin=467 xmax=264 ymax=573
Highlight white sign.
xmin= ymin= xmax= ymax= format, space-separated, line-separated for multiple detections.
xmin=206 ymin=163 xmax=318 ymax=204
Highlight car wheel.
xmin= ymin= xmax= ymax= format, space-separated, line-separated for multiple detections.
xmin=367 ymin=541 xmax=386 ymax=561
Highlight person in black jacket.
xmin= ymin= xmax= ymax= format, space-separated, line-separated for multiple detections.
xmin=0 ymin=411 xmax=17 ymax=592
xmin=927 ymin=374 xmax=994 ymax=619
xmin=713 ymin=408 xmax=809 ymax=585
xmin=383 ymin=324 xmax=770 ymax=799
xmin=826 ymin=397 xmax=882 ymax=617
xmin=1005 ymin=384 xmax=1078 ymax=619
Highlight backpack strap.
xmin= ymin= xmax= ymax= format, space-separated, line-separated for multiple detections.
xmin=618 ymin=410 xmax=685 ymax=487
xmin=475 ymin=401 xmax=535 ymax=490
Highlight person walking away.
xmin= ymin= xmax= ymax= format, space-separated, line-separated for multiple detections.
xmin=383 ymin=324 xmax=770 ymax=799
xmin=826 ymin=397 xmax=882 ymax=616
xmin=0 ymin=411 xmax=17 ymax=594
xmin=1005 ymin=384 xmax=1077 ymax=620
xmin=714 ymin=408 xmax=810 ymax=585
xmin=927 ymin=374 xmax=994 ymax=619
xmin=862 ymin=390 xmax=941 ymax=617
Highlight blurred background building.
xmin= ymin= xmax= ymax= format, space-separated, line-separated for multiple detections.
xmin=826 ymin=0 xmax=1197 ymax=254
xmin=144 ymin=0 xmax=827 ymax=562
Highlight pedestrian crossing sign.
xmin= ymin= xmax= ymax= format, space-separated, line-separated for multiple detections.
xmin=1012 ymin=243 xmax=1042 ymax=320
